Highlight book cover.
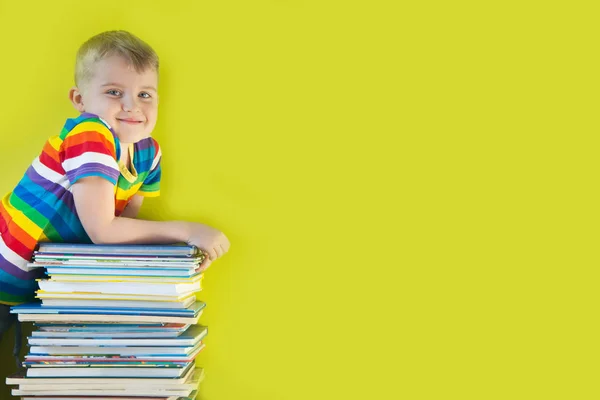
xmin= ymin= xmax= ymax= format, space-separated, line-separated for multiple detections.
xmin=36 ymin=243 xmax=201 ymax=257
xmin=28 ymin=325 xmax=207 ymax=347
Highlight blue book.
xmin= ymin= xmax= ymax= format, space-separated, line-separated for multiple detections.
xmin=11 ymin=301 xmax=205 ymax=317
xmin=36 ymin=243 xmax=202 ymax=258
xmin=27 ymin=325 xmax=208 ymax=347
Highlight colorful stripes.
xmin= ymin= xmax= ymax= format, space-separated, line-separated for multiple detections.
xmin=0 ymin=113 xmax=162 ymax=305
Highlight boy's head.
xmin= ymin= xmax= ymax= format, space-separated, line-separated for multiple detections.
xmin=69 ymin=31 xmax=159 ymax=144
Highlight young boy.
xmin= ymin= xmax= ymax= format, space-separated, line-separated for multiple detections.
xmin=0 ymin=30 xmax=230 ymax=365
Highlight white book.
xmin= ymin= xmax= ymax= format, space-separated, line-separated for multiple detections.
xmin=37 ymin=280 xmax=201 ymax=296
xmin=19 ymin=397 xmax=183 ymax=400
xmin=15 ymin=389 xmax=192 ymax=397
xmin=7 ymin=367 xmax=200 ymax=386
xmin=26 ymin=362 xmax=192 ymax=378
xmin=18 ymin=373 xmax=201 ymax=389
xmin=36 ymin=291 xmax=196 ymax=302
xmin=18 ymin=312 xmax=201 ymax=324
xmin=41 ymin=296 xmax=196 ymax=309
xmin=46 ymin=267 xmax=198 ymax=277
xmin=28 ymin=325 xmax=207 ymax=347
xmin=48 ymin=274 xmax=203 ymax=284
xmin=22 ymin=368 xmax=202 ymax=389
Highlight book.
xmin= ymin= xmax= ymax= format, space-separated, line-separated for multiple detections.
xmin=35 ymin=323 xmax=190 ymax=331
xmin=28 ymin=325 xmax=207 ymax=347
xmin=33 ymin=254 xmax=203 ymax=263
xmin=12 ymin=302 xmax=205 ymax=317
xmin=30 ymin=324 xmax=191 ymax=337
xmin=25 ymin=361 xmax=188 ymax=367
xmin=47 ymin=274 xmax=203 ymax=284
xmin=17 ymin=368 xmax=203 ymax=390
xmin=25 ymin=362 xmax=193 ymax=378
xmin=14 ymin=390 xmax=193 ymax=397
xmin=31 ymin=330 xmax=187 ymax=339
xmin=15 ymin=391 xmax=193 ymax=398
xmin=18 ymin=397 xmax=186 ymax=400
xmin=7 ymin=365 xmax=200 ymax=385
xmin=37 ymin=279 xmax=202 ymax=296
xmin=29 ymin=340 xmax=204 ymax=356
xmin=16 ymin=312 xmax=201 ymax=324
xmin=36 ymin=243 xmax=201 ymax=257
xmin=44 ymin=267 xmax=200 ymax=277
xmin=36 ymin=291 xmax=196 ymax=302
xmin=40 ymin=296 xmax=196 ymax=310
xmin=31 ymin=258 xmax=202 ymax=267
xmin=24 ymin=348 xmax=204 ymax=363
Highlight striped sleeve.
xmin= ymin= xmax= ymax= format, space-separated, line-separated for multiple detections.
xmin=138 ymin=139 xmax=161 ymax=197
xmin=60 ymin=120 xmax=120 ymax=186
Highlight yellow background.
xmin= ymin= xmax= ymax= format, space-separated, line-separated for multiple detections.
xmin=0 ymin=1 xmax=597 ymax=399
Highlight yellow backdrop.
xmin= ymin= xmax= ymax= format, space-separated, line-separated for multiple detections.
xmin=1 ymin=0 xmax=593 ymax=399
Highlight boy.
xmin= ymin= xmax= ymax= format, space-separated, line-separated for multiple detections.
xmin=0 ymin=30 xmax=230 ymax=366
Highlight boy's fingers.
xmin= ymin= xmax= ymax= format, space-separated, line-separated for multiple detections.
xmin=206 ymin=248 xmax=218 ymax=261
xmin=221 ymin=241 xmax=230 ymax=252
xmin=200 ymin=258 xmax=212 ymax=270
xmin=214 ymin=246 xmax=224 ymax=259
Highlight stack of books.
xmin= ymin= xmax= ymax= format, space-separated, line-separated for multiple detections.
xmin=6 ymin=243 xmax=210 ymax=400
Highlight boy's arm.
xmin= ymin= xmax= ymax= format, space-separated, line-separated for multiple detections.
xmin=120 ymin=195 xmax=144 ymax=219
xmin=72 ymin=176 xmax=230 ymax=266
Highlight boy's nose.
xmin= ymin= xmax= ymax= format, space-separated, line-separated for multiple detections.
xmin=121 ymin=96 xmax=140 ymax=112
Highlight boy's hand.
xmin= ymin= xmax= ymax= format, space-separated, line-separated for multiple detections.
xmin=185 ymin=223 xmax=230 ymax=269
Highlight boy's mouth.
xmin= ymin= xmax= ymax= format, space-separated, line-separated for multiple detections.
xmin=117 ymin=118 xmax=144 ymax=125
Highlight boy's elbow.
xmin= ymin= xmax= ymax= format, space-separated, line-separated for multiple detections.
xmin=88 ymin=231 xmax=110 ymax=244
xmin=89 ymin=234 xmax=110 ymax=245
xmin=84 ymin=222 xmax=113 ymax=244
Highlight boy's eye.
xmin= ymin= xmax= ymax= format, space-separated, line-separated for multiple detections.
xmin=107 ymin=89 xmax=122 ymax=96
xmin=139 ymin=92 xmax=151 ymax=99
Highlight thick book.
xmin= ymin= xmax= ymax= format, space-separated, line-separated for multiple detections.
xmin=37 ymin=279 xmax=202 ymax=296
xmin=36 ymin=243 xmax=201 ymax=257
xmin=36 ymin=291 xmax=196 ymax=302
xmin=28 ymin=325 xmax=207 ymax=347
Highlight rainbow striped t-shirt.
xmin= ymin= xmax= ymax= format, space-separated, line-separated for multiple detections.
xmin=0 ymin=113 xmax=162 ymax=305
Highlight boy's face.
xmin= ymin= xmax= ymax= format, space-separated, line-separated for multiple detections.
xmin=70 ymin=55 xmax=159 ymax=144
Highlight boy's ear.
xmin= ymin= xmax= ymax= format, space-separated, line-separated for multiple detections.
xmin=69 ymin=87 xmax=85 ymax=112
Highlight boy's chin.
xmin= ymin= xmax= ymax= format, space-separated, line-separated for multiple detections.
xmin=114 ymin=129 xmax=151 ymax=144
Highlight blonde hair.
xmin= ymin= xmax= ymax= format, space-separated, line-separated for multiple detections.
xmin=75 ymin=30 xmax=159 ymax=87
